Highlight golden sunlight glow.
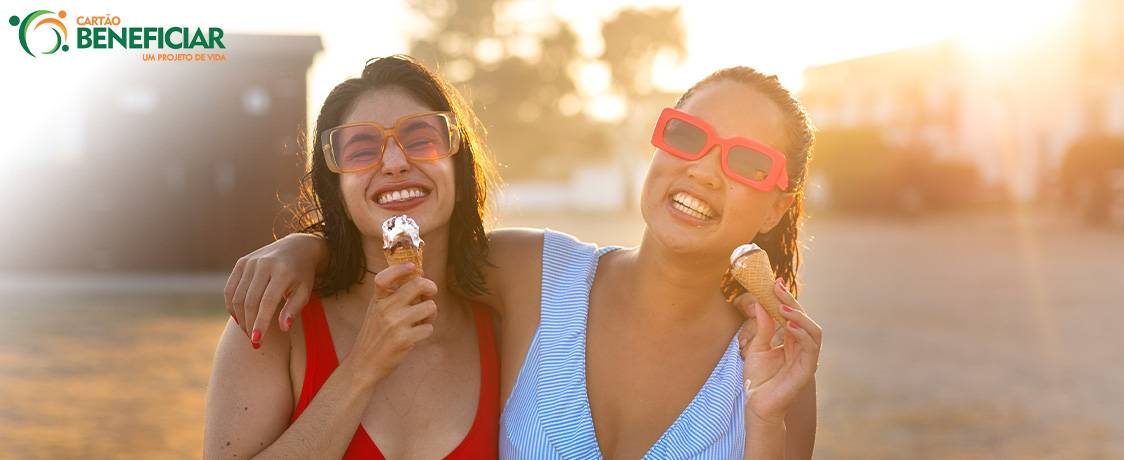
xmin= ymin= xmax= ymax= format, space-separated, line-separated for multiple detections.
xmin=952 ymin=0 xmax=1075 ymax=56
xmin=1 ymin=0 xmax=1088 ymax=157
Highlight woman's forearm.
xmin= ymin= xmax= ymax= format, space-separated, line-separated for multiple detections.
xmin=252 ymin=363 xmax=381 ymax=459
xmin=745 ymin=414 xmax=786 ymax=460
xmin=784 ymin=377 xmax=817 ymax=459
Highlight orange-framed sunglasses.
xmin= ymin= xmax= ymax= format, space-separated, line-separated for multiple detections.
xmin=651 ymin=107 xmax=789 ymax=192
xmin=320 ymin=111 xmax=462 ymax=173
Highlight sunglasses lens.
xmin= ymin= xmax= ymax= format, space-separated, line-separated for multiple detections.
xmin=661 ymin=118 xmax=709 ymax=158
xmin=397 ymin=114 xmax=453 ymax=160
xmin=728 ymin=145 xmax=774 ymax=182
xmin=331 ymin=125 xmax=386 ymax=172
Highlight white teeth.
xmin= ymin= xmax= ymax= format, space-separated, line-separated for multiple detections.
xmin=377 ymin=187 xmax=428 ymax=204
xmin=671 ymin=192 xmax=716 ymax=219
xmin=672 ymin=201 xmax=707 ymax=219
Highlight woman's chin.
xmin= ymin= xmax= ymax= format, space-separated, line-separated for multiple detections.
xmin=645 ymin=216 xmax=710 ymax=254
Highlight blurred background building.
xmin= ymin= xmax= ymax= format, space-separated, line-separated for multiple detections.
xmin=800 ymin=0 xmax=1124 ymax=220
xmin=0 ymin=35 xmax=321 ymax=272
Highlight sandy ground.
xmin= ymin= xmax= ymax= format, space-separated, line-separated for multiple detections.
xmin=798 ymin=212 xmax=1124 ymax=459
xmin=0 ymin=210 xmax=1121 ymax=459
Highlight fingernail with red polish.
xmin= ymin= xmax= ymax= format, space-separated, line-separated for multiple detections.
xmin=788 ymin=320 xmax=798 ymax=329
xmin=251 ymin=329 xmax=262 ymax=347
xmin=283 ymin=315 xmax=294 ymax=330
xmin=782 ymin=305 xmax=793 ymax=312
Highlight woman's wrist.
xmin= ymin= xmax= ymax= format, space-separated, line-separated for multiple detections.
xmin=288 ymin=233 xmax=330 ymax=274
xmin=746 ymin=411 xmax=786 ymax=433
xmin=744 ymin=414 xmax=786 ymax=460
xmin=744 ymin=390 xmax=787 ymax=460
xmin=741 ymin=393 xmax=786 ymax=427
xmin=744 ymin=379 xmax=786 ymax=427
xmin=337 ymin=354 xmax=387 ymax=390
xmin=311 ymin=234 xmax=330 ymax=275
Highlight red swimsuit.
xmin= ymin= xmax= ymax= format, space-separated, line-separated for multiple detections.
xmin=289 ymin=295 xmax=499 ymax=459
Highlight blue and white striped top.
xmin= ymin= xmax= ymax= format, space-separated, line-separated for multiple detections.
xmin=501 ymin=230 xmax=747 ymax=459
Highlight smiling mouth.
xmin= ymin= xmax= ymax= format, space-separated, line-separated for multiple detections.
xmin=376 ymin=187 xmax=430 ymax=205
xmin=670 ymin=191 xmax=717 ymax=221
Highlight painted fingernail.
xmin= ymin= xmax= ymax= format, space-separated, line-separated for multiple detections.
xmin=782 ymin=305 xmax=794 ymax=312
xmin=788 ymin=320 xmax=799 ymax=329
xmin=251 ymin=329 xmax=262 ymax=346
xmin=283 ymin=315 xmax=294 ymax=330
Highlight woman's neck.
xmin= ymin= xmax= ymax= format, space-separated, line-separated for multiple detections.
xmin=610 ymin=228 xmax=732 ymax=323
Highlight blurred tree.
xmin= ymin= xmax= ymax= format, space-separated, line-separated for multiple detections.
xmin=408 ymin=0 xmax=608 ymax=180
xmin=406 ymin=2 xmax=685 ymax=183
xmin=600 ymin=7 xmax=686 ymax=101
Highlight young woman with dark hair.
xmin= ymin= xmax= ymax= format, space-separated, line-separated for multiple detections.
xmin=205 ymin=55 xmax=501 ymax=459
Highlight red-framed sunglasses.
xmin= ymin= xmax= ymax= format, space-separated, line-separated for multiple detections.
xmin=651 ymin=107 xmax=789 ymax=192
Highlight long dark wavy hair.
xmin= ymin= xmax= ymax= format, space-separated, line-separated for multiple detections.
xmin=683 ymin=67 xmax=815 ymax=299
xmin=291 ymin=55 xmax=499 ymax=298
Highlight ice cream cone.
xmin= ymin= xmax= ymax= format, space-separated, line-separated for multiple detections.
xmin=384 ymin=245 xmax=424 ymax=276
xmin=729 ymin=243 xmax=785 ymax=325
xmin=381 ymin=215 xmax=425 ymax=277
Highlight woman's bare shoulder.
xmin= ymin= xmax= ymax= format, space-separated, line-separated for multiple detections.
xmin=483 ymin=228 xmax=545 ymax=317
xmin=488 ymin=227 xmax=545 ymax=256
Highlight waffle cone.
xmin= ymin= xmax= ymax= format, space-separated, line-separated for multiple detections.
xmin=384 ymin=246 xmax=424 ymax=277
xmin=730 ymin=250 xmax=785 ymax=325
